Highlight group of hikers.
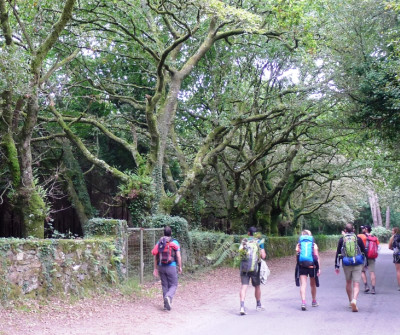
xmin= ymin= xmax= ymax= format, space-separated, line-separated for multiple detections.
xmin=150 ymin=224 xmax=400 ymax=314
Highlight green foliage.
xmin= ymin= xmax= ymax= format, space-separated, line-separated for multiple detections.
xmin=143 ymin=215 xmax=191 ymax=248
xmin=118 ymin=172 xmax=154 ymax=226
xmin=85 ymin=218 xmax=125 ymax=237
xmin=371 ymin=226 xmax=392 ymax=243
xmin=189 ymin=231 xmax=339 ymax=268
xmin=206 ymin=234 xmax=238 ymax=267
xmin=0 ymin=45 xmax=30 ymax=94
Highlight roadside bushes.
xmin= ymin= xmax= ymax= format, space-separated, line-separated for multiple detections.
xmin=371 ymin=226 xmax=392 ymax=243
xmin=188 ymin=231 xmax=340 ymax=267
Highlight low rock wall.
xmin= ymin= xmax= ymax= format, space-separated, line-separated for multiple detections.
xmin=0 ymin=219 xmax=128 ymax=302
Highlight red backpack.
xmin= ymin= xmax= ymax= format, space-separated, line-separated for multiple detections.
xmin=366 ymin=235 xmax=378 ymax=259
xmin=157 ymin=236 xmax=176 ymax=264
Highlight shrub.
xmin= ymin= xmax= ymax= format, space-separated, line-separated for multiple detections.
xmin=143 ymin=215 xmax=191 ymax=248
xmin=371 ymin=226 xmax=392 ymax=243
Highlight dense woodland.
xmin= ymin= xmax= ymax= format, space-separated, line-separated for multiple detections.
xmin=1 ymin=0 xmax=400 ymax=238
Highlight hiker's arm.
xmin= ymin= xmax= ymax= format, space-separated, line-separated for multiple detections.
xmin=388 ymin=235 xmax=394 ymax=250
xmin=260 ymin=247 xmax=266 ymax=260
xmin=335 ymin=238 xmax=343 ymax=270
xmin=314 ymin=245 xmax=321 ymax=275
xmin=358 ymin=237 xmax=366 ymax=255
xmin=153 ymin=255 xmax=159 ymax=277
xmin=176 ymin=250 xmax=183 ymax=274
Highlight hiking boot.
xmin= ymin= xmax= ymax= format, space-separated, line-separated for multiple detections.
xmin=256 ymin=305 xmax=265 ymax=311
xmin=364 ymin=286 xmax=370 ymax=293
xmin=312 ymin=301 xmax=319 ymax=307
xmin=371 ymin=288 xmax=376 ymax=294
xmin=350 ymin=299 xmax=358 ymax=312
xmin=240 ymin=306 xmax=246 ymax=315
xmin=301 ymin=303 xmax=306 ymax=311
xmin=164 ymin=296 xmax=171 ymax=311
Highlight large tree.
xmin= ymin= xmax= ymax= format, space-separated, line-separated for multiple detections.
xmin=41 ymin=0 xmax=316 ymax=220
xmin=0 ymin=0 xmax=77 ymax=237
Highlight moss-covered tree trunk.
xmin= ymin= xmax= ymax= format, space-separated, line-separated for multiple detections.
xmin=16 ymin=95 xmax=47 ymax=238
xmin=62 ymin=139 xmax=93 ymax=234
xmin=0 ymin=0 xmax=77 ymax=238
xmin=270 ymin=210 xmax=280 ymax=236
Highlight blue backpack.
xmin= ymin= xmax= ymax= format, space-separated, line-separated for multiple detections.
xmin=298 ymin=235 xmax=314 ymax=267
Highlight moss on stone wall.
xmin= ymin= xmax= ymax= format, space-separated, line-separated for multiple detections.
xmin=0 ymin=219 xmax=128 ymax=305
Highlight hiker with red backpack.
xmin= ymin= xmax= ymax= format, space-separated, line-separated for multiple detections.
xmin=295 ymin=230 xmax=320 ymax=311
xmin=152 ymin=226 xmax=182 ymax=311
xmin=239 ymin=227 xmax=266 ymax=315
xmin=334 ymin=223 xmax=366 ymax=312
xmin=358 ymin=225 xmax=380 ymax=294
xmin=388 ymin=227 xmax=400 ymax=291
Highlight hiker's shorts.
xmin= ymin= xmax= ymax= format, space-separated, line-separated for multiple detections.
xmin=394 ymin=254 xmax=400 ymax=264
xmin=299 ymin=266 xmax=317 ymax=278
xmin=240 ymin=271 xmax=261 ymax=286
xmin=343 ymin=264 xmax=362 ymax=282
xmin=363 ymin=259 xmax=376 ymax=272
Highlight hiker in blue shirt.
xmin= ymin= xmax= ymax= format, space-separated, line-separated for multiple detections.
xmin=295 ymin=230 xmax=320 ymax=311
xmin=239 ymin=226 xmax=266 ymax=315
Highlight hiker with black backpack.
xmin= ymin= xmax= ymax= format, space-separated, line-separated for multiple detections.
xmin=239 ymin=227 xmax=266 ymax=315
xmin=388 ymin=227 xmax=400 ymax=291
xmin=358 ymin=225 xmax=380 ymax=294
xmin=151 ymin=226 xmax=182 ymax=311
xmin=334 ymin=223 xmax=366 ymax=312
xmin=295 ymin=230 xmax=320 ymax=311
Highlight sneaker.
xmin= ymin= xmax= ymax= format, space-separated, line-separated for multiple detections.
xmin=240 ymin=306 xmax=246 ymax=315
xmin=350 ymin=299 xmax=358 ymax=312
xmin=312 ymin=301 xmax=319 ymax=307
xmin=371 ymin=288 xmax=376 ymax=294
xmin=364 ymin=286 xmax=370 ymax=293
xmin=301 ymin=303 xmax=306 ymax=311
xmin=256 ymin=305 xmax=265 ymax=311
xmin=164 ymin=296 xmax=171 ymax=311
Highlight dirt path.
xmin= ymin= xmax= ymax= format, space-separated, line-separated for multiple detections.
xmin=0 ymin=251 xmax=335 ymax=335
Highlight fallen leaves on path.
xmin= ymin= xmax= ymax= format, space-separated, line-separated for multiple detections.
xmin=0 ymin=250 xmax=336 ymax=335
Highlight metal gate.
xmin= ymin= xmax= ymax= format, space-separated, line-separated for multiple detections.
xmin=127 ymin=227 xmax=164 ymax=283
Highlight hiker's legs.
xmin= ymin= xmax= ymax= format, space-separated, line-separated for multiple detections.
xmin=370 ymin=271 xmax=376 ymax=287
xmin=240 ymin=284 xmax=248 ymax=301
xmin=351 ymin=265 xmax=362 ymax=300
xmin=164 ymin=266 xmax=178 ymax=301
xmin=395 ymin=263 xmax=400 ymax=286
xmin=158 ymin=267 xmax=169 ymax=298
xmin=353 ymin=281 xmax=360 ymax=300
xmin=368 ymin=260 xmax=376 ymax=287
xmin=345 ymin=279 xmax=353 ymax=301
xmin=299 ymin=275 xmax=307 ymax=301
xmin=309 ymin=277 xmax=317 ymax=301
xmin=361 ymin=270 xmax=367 ymax=286
xmin=254 ymin=285 xmax=261 ymax=301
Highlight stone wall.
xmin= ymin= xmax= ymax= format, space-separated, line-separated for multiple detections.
xmin=0 ymin=219 xmax=128 ymax=302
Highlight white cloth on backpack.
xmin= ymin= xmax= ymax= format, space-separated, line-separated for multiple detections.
xmin=260 ymin=259 xmax=270 ymax=285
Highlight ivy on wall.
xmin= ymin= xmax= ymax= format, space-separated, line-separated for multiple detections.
xmin=0 ymin=219 xmax=128 ymax=305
